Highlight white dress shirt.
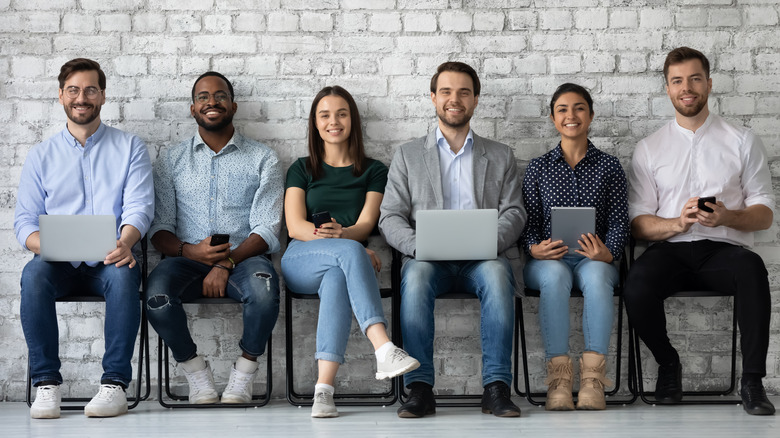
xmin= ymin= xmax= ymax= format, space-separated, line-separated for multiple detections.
xmin=436 ymin=127 xmax=475 ymax=210
xmin=628 ymin=113 xmax=774 ymax=248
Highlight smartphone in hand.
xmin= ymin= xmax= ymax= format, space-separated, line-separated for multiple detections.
xmin=210 ymin=233 xmax=230 ymax=246
xmin=697 ymin=196 xmax=716 ymax=213
xmin=311 ymin=211 xmax=331 ymax=228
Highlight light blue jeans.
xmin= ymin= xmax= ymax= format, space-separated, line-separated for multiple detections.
xmin=400 ymin=257 xmax=515 ymax=388
xmin=20 ymin=255 xmax=141 ymax=387
xmin=524 ymin=254 xmax=618 ymax=361
xmin=281 ymin=239 xmax=387 ymax=364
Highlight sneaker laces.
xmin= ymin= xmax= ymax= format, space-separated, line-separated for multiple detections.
xmin=186 ymin=368 xmax=214 ymax=395
xmin=94 ymin=384 xmax=124 ymax=402
xmin=314 ymin=391 xmax=333 ymax=405
xmin=36 ymin=386 xmax=58 ymax=402
xmin=224 ymin=369 xmax=253 ymax=394
xmin=387 ymin=348 xmax=410 ymax=363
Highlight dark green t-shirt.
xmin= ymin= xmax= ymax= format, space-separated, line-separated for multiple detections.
xmin=285 ymin=158 xmax=388 ymax=228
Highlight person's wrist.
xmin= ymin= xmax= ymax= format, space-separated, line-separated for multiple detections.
xmin=177 ymin=241 xmax=187 ymax=257
xmin=212 ymin=263 xmax=232 ymax=274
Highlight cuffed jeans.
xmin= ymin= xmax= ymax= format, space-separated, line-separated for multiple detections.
xmin=281 ymin=239 xmax=387 ymax=364
xmin=400 ymin=257 xmax=515 ymax=388
xmin=624 ymin=240 xmax=770 ymax=376
xmin=524 ymin=254 xmax=618 ymax=361
xmin=20 ymin=255 xmax=141 ymax=387
xmin=145 ymin=256 xmax=279 ymax=362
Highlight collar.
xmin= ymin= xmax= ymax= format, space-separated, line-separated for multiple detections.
xmin=61 ymin=122 xmax=106 ymax=149
xmin=193 ymin=130 xmax=240 ymax=153
xmin=550 ymin=139 xmax=598 ymax=164
xmin=435 ymin=126 xmax=474 ymax=155
xmin=674 ymin=112 xmax=714 ymax=136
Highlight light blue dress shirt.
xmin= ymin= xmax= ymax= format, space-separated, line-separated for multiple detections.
xmin=15 ymin=123 xmax=155 ymax=255
xmin=436 ymin=127 xmax=475 ymax=210
xmin=150 ymin=131 xmax=283 ymax=254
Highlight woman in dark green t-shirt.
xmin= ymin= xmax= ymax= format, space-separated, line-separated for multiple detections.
xmin=281 ymin=86 xmax=419 ymax=418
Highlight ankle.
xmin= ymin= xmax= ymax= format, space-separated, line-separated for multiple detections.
xmin=315 ymin=383 xmax=334 ymax=395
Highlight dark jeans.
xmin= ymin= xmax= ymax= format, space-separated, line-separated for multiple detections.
xmin=624 ymin=240 xmax=770 ymax=376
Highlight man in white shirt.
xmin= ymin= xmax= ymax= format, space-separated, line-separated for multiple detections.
xmin=626 ymin=47 xmax=775 ymax=415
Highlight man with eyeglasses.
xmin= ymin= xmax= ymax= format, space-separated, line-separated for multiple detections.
xmin=14 ymin=58 xmax=154 ymax=418
xmin=144 ymin=72 xmax=283 ymax=404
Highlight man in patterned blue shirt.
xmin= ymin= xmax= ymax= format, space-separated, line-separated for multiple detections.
xmin=145 ymin=72 xmax=283 ymax=404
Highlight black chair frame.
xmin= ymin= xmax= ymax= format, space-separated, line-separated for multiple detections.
xmin=157 ymin=297 xmax=273 ymax=408
xmin=26 ymin=238 xmax=151 ymax=411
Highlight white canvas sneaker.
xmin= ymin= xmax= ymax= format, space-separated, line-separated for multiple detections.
xmin=30 ymin=385 xmax=61 ymax=419
xmin=182 ymin=361 xmax=219 ymax=404
xmin=84 ymin=384 xmax=128 ymax=417
xmin=311 ymin=391 xmax=338 ymax=418
xmin=221 ymin=364 xmax=257 ymax=403
xmin=375 ymin=346 xmax=420 ymax=380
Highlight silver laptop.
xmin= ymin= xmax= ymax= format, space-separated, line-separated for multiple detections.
xmin=550 ymin=207 xmax=595 ymax=254
xmin=39 ymin=215 xmax=117 ymax=262
xmin=415 ymin=209 xmax=498 ymax=261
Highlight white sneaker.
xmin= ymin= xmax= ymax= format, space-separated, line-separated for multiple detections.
xmin=376 ymin=346 xmax=420 ymax=380
xmin=181 ymin=361 xmax=218 ymax=404
xmin=30 ymin=385 xmax=61 ymax=419
xmin=221 ymin=365 xmax=257 ymax=403
xmin=84 ymin=384 xmax=128 ymax=417
xmin=311 ymin=391 xmax=338 ymax=418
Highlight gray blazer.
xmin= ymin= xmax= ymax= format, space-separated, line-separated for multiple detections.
xmin=379 ymin=130 xmax=527 ymax=293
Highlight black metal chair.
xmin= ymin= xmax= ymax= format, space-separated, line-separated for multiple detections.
xmin=513 ymin=251 xmax=637 ymax=406
xmin=157 ymin=297 xmax=273 ymax=408
xmin=629 ymin=240 xmax=740 ymax=405
xmin=25 ymin=238 xmax=151 ymax=411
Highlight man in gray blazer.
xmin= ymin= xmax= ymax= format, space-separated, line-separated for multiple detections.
xmin=379 ymin=62 xmax=526 ymax=418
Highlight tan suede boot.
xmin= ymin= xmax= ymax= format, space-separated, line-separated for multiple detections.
xmin=576 ymin=351 xmax=613 ymax=410
xmin=545 ymin=355 xmax=574 ymax=411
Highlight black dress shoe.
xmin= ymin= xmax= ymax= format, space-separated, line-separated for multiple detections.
xmin=397 ymin=383 xmax=436 ymax=418
xmin=741 ymin=380 xmax=776 ymax=416
xmin=655 ymin=362 xmax=683 ymax=404
xmin=481 ymin=382 xmax=521 ymax=417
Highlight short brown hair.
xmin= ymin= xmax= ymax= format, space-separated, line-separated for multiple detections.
xmin=663 ymin=47 xmax=710 ymax=83
xmin=58 ymin=58 xmax=106 ymax=90
xmin=430 ymin=61 xmax=481 ymax=96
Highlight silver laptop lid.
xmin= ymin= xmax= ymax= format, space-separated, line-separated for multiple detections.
xmin=415 ymin=209 xmax=498 ymax=261
xmin=39 ymin=215 xmax=117 ymax=262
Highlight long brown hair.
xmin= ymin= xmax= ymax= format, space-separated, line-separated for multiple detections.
xmin=306 ymin=86 xmax=367 ymax=180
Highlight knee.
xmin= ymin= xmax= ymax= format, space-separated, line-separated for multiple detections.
xmin=401 ymin=261 xmax=436 ymax=295
xmin=476 ymin=260 xmax=514 ymax=294
xmin=244 ymin=270 xmax=281 ymax=307
xmin=146 ymin=294 xmax=172 ymax=311
xmin=527 ymin=259 xmax=572 ymax=291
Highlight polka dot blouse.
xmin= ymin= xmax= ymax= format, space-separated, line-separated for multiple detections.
xmin=521 ymin=140 xmax=629 ymax=260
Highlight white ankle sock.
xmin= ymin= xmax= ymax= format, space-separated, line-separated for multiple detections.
xmin=235 ymin=356 xmax=259 ymax=374
xmin=180 ymin=355 xmax=206 ymax=373
xmin=314 ymin=383 xmax=334 ymax=395
xmin=375 ymin=342 xmax=395 ymax=362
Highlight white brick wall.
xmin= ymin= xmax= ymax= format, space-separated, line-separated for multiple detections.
xmin=1 ymin=2 xmax=780 ymax=402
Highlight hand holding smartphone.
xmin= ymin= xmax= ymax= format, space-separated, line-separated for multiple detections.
xmin=210 ymin=233 xmax=230 ymax=246
xmin=311 ymin=211 xmax=331 ymax=228
xmin=697 ymin=196 xmax=716 ymax=213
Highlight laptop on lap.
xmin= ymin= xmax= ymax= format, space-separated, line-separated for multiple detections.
xmin=39 ymin=215 xmax=117 ymax=262
xmin=415 ymin=209 xmax=498 ymax=261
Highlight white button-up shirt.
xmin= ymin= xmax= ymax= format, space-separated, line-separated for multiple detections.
xmin=436 ymin=127 xmax=475 ymax=210
xmin=628 ymin=114 xmax=774 ymax=248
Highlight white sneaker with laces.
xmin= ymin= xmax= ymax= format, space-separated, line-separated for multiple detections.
xmin=311 ymin=391 xmax=338 ymax=418
xmin=30 ymin=385 xmax=61 ymax=419
xmin=182 ymin=361 xmax=219 ymax=404
xmin=221 ymin=365 xmax=257 ymax=403
xmin=376 ymin=346 xmax=420 ymax=380
xmin=84 ymin=384 xmax=128 ymax=417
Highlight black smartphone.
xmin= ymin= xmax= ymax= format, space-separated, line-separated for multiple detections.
xmin=697 ymin=196 xmax=716 ymax=213
xmin=311 ymin=211 xmax=331 ymax=228
xmin=210 ymin=233 xmax=230 ymax=246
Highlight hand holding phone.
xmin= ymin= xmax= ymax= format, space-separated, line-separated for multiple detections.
xmin=311 ymin=211 xmax=331 ymax=228
xmin=210 ymin=233 xmax=230 ymax=246
xmin=697 ymin=196 xmax=716 ymax=213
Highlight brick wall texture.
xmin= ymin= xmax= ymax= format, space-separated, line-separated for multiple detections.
xmin=2 ymin=1 xmax=780 ymax=401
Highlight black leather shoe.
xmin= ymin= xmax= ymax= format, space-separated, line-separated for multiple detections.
xmin=481 ymin=382 xmax=521 ymax=417
xmin=397 ymin=383 xmax=436 ymax=418
xmin=741 ymin=380 xmax=776 ymax=416
xmin=654 ymin=362 xmax=683 ymax=404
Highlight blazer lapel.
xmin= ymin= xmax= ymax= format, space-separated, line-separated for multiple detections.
xmin=472 ymin=134 xmax=488 ymax=208
xmin=422 ymin=131 xmax=444 ymax=208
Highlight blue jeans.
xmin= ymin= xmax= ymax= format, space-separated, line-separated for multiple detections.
xmin=145 ymin=256 xmax=279 ymax=362
xmin=524 ymin=254 xmax=618 ymax=361
xmin=400 ymin=257 xmax=515 ymax=388
xmin=20 ymin=255 xmax=141 ymax=387
xmin=281 ymin=239 xmax=387 ymax=364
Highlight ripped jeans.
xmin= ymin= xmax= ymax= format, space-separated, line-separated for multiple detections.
xmin=145 ymin=256 xmax=279 ymax=362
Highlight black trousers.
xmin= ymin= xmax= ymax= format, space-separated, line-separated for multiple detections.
xmin=624 ymin=240 xmax=770 ymax=376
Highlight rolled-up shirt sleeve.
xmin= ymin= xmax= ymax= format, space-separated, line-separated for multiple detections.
xmin=148 ymin=147 xmax=177 ymax=239
xmin=120 ymin=136 xmax=154 ymax=237
xmin=741 ymin=132 xmax=775 ymax=211
xmin=14 ymin=148 xmax=46 ymax=250
xmin=627 ymin=139 xmax=658 ymax=222
xmin=249 ymin=150 xmax=284 ymax=254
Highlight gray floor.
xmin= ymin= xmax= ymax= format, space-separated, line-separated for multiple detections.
xmin=3 ymin=397 xmax=779 ymax=438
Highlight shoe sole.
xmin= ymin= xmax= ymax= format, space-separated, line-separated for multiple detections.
xmin=545 ymin=403 xmax=574 ymax=411
xmin=221 ymin=396 xmax=252 ymax=404
xmin=397 ymin=408 xmax=435 ymax=418
xmin=30 ymin=410 xmax=60 ymax=419
xmin=85 ymin=407 xmax=128 ymax=418
xmin=311 ymin=412 xmax=340 ymax=418
xmin=375 ymin=361 xmax=421 ymax=380
xmin=481 ymin=408 xmax=521 ymax=417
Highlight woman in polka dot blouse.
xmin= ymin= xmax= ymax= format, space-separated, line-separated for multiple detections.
xmin=521 ymin=83 xmax=629 ymax=412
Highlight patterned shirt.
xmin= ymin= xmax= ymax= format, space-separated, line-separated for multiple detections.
xmin=522 ymin=141 xmax=629 ymax=260
xmin=150 ymin=131 xmax=284 ymax=254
